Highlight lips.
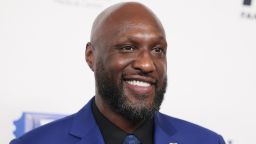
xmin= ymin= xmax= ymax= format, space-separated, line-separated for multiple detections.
xmin=123 ymin=76 xmax=155 ymax=95
xmin=126 ymin=80 xmax=150 ymax=87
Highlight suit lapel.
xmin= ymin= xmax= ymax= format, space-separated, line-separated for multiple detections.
xmin=154 ymin=112 xmax=180 ymax=144
xmin=68 ymin=98 xmax=181 ymax=144
xmin=69 ymin=98 xmax=105 ymax=144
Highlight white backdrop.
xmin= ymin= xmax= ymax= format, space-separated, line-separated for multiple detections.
xmin=1 ymin=0 xmax=256 ymax=143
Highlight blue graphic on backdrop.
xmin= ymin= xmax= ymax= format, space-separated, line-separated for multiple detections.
xmin=14 ymin=112 xmax=66 ymax=138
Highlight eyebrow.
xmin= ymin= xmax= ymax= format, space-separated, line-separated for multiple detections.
xmin=126 ymin=35 xmax=167 ymax=46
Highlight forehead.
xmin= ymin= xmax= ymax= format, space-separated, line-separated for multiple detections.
xmin=114 ymin=22 xmax=165 ymax=41
xmin=100 ymin=19 xmax=166 ymax=45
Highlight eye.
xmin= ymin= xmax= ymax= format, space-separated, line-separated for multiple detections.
xmin=119 ymin=45 xmax=136 ymax=52
xmin=152 ymin=46 xmax=166 ymax=55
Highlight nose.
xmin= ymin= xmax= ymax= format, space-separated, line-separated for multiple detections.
xmin=132 ymin=50 xmax=156 ymax=74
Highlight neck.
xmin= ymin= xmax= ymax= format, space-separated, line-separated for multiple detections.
xmin=95 ymin=95 xmax=142 ymax=133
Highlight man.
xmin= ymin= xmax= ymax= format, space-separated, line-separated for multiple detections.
xmin=10 ymin=2 xmax=225 ymax=144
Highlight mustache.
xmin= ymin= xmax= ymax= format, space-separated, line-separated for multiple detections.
xmin=121 ymin=71 xmax=158 ymax=82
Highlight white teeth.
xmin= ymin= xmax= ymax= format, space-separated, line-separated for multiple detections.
xmin=127 ymin=80 xmax=150 ymax=87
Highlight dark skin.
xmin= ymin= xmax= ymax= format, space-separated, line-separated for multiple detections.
xmin=85 ymin=2 xmax=167 ymax=132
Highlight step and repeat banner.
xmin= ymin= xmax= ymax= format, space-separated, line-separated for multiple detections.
xmin=1 ymin=0 xmax=255 ymax=143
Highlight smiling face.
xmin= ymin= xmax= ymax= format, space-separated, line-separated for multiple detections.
xmin=86 ymin=2 xmax=167 ymax=122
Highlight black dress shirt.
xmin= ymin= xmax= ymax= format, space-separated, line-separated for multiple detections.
xmin=92 ymin=100 xmax=154 ymax=144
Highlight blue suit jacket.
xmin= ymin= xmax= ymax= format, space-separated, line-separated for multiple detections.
xmin=10 ymin=98 xmax=225 ymax=144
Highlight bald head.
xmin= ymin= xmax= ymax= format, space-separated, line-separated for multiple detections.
xmin=90 ymin=2 xmax=165 ymax=46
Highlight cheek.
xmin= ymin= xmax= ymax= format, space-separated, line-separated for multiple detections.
xmin=156 ymin=60 xmax=167 ymax=79
xmin=107 ymin=55 xmax=133 ymax=73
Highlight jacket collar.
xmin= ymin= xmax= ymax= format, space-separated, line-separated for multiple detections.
xmin=69 ymin=98 xmax=105 ymax=144
xmin=69 ymin=97 xmax=179 ymax=144
xmin=154 ymin=112 xmax=180 ymax=144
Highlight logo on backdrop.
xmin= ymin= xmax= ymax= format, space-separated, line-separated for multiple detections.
xmin=13 ymin=112 xmax=66 ymax=138
xmin=243 ymin=0 xmax=252 ymax=5
xmin=241 ymin=0 xmax=256 ymax=19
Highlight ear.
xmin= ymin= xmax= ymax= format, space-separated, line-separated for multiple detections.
xmin=85 ymin=42 xmax=95 ymax=71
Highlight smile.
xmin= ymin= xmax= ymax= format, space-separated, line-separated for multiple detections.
xmin=124 ymin=79 xmax=154 ymax=95
xmin=126 ymin=80 xmax=151 ymax=87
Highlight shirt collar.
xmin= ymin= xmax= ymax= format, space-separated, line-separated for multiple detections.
xmin=92 ymin=99 xmax=154 ymax=144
